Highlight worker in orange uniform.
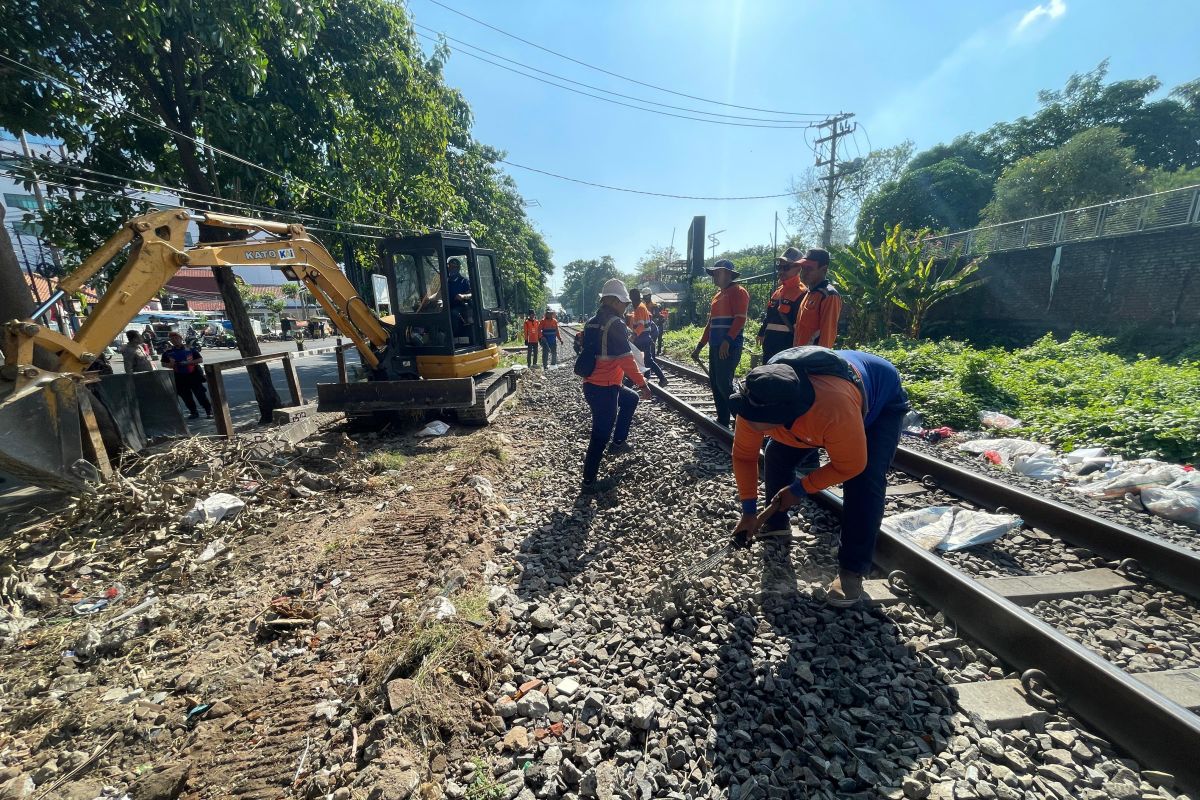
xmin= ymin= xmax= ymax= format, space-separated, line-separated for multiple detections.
xmin=755 ymin=246 xmax=809 ymax=362
xmin=690 ymin=260 xmax=750 ymax=428
xmin=575 ymin=279 xmax=652 ymax=494
xmin=655 ymin=305 xmax=669 ymax=354
xmin=791 ymin=248 xmax=841 ymax=349
xmin=539 ymin=308 xmax=560 ymax=368
xmin=522 ymin=310 xmax=541 ymax=368
xmin=631 ymin=289 xmax=653 ymax=338
xmin=728 ymin=348 xmax=909 ymax=607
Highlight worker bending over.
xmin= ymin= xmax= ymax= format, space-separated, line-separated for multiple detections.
xmin=575 ymin=279 xmax=651 ymax=494
xmin=523 ymin=310 xmax=541 ymax=368
xmin=691 ymin=260 xmax=750 ymax=428
xmin=729 ymin=347 xmax=909 ymax=607
xmin=791 ymin=248 xmax=841 ymax=349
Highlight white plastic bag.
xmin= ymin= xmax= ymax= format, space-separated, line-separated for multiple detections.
xmin=416 ymin=420 xmax=450 ymax=437
xmin=1141 ymin=483 xmax=1200 ymax=528
xmin=882 ymin=507 xmax=1023 ymax=552
xmin=1012 ymin=453 xmax=1065 ymax=481
xmin=958 ymin=438 xmax=1050 ymax=466
xmin=979 ymin=410 xmax=1021 ymax=430
xmin=1064 ymin=446 xmax=1106 ymax=464
xmin=1074 ymin=461 xmax=1188 ymax=498
xmin=181 ymin=493 xmax=245 ymax=527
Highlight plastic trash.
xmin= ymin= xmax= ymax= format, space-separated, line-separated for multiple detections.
xmin=464 ymin=475 xmax=495 ymax=498
xmin=1011 ymin=453 xmax=1065 ymax=481
xmin=882 ymin=507 xmax=1023 ymax=552
xmin=1141 ymin=482 xmax=1200 ymax=528
xmin=1064 ymin=446 xmax=1106 ymax=464
xmin=72 ymin=583 xmax=126 ymax=615
xmin=416 ymin=420 xmax=451 ymax=437
xmin=979 ymin=410 xmax=1021 ymax=430
xmin=1074 ymin=460 xmax=1189 ymax=498
xmin=194 ymin=537 xmax=228 ymax=563
xmin=958 ymin=438 xmax=1051 ymax=466
xmin=181 ymin=493 xmax=246 ymax=526
xmin=428 ymin=596 xmax=456 ymax=620
xmin=923 ymin=426 xmax=956 ymax=444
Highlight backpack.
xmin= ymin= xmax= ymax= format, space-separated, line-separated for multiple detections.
xmin=768 ymin=346 xmax=867 ymax=412
xmin=573 ymin=315 xmax=620 ymax=378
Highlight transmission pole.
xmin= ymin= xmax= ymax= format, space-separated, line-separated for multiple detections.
xmin=814 ymin=113 xmax=856 ymax=249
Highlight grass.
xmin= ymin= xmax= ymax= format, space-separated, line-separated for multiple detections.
xmin=466 ymin=757 xmax=506 ymax=800
xmin=366 ymin=449 xmax=410 ymax=471
xmin=660 ymin=325 xmax=755 ymax=377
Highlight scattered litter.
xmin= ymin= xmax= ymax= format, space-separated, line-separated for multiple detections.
xmin=72 ymin=583 xmax=126 ymax=615
xmin=923 ymin=426 xmax=956 ymax=444
xmin=427 ymin=596 xmax=456 ymax=620
xmin=979 ymin=410 xmax=1021 ymax=430
xmin=958 ymin=438 xmax=1051 ymax=466
xmin=416 ymin=420 xmax=451 ymax=437
xmin=105 ymin=595 xmax=158 ymax=628
xmin=193 ymin=537 xmax=229 ymax=564
xmin=464 ymin=475 xmax=495 ymax=498
xmin=882 ymin=507 xmax=1023 ymax=552
xmin=182 ymin=493 xmax=246 ymax=527
xmin=1074 ymin=460 xmax=1189 ymax=498
xmin=1011 ymin=453 xmax=1065 ymax=481
xmin=1141 ymin=482 xmax=1200 ymax=528
xmin=1064 ymin=446 xmax=1107 ymax=463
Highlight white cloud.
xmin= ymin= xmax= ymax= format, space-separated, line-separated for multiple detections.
xmin=1016 ymin=0 xmax=1067 ymax=33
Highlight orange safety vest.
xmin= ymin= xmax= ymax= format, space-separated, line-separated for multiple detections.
xmin=523 ymin=319 xmax=541 ymax=344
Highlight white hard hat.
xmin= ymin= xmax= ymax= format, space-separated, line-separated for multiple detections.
xmin=598 ymin=278 xmax=631 ymax=304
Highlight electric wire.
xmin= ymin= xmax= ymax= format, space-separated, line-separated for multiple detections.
xmin=415 ymin=32 xmax=816 ymax=129
xmin=415 ymin=23 xmax=819 ymax=126
xmin=420 ymin=0 xmax=828 ymax=118
xmin=0 ymin=53 xmax=408 ymax=229
xmin=496 ymin=158 xmax=792 ymax=200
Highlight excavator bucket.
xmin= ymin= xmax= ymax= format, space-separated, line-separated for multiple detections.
xmin=0 ymin=375 xmax=95 ymax=494
xmin=316 ymin=378 xmax=476 ymax=415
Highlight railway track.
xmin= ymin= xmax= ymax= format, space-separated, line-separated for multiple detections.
xmin=555 ymin=332 xmax=1200 ymax=793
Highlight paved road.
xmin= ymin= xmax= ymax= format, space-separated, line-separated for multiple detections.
xmin=176 ymin=339 xmax=347 ymax=435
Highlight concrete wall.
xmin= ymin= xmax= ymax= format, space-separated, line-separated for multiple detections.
xmin=928 ymin=226 xmax=1200 ymax=334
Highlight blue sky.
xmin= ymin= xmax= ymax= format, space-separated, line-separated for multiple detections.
xmin=410 ymin=0 xmax=1200 ymax=292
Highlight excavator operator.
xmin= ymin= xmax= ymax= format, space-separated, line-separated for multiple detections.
xmin=447 ymin=257 xmax=473 ymax=340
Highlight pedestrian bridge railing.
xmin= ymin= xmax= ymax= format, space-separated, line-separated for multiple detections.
xmin=922 ymin=185 xmax=1200 ymax=258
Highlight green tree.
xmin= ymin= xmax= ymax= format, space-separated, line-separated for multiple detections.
xmin=857 ymin=160 xmax=994 ymax=243
xmin=561 ymin=257 xmax=620 ymax=319
xmin=982 ymin=127 xmax=1147 ymax=224
xmin=1 ymin=0 xmax=465 ymax=419
xmin=830 ymin=233 xmax=907 ymax=343
xmin=889 ymin=236 xmax=987 ymax=339
xmin=788 ymin=141 xmax=915 ymax=245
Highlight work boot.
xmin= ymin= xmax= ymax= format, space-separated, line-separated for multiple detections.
xmin=659 ymin=377 xmax=669 ymax=387
xmin=826 ymin=569 xmax=864 ymax=608
xmin=608 ymin=440 xmax=633 ymax=456
xmin=188 ymin=411 xmax=200 ymax=419
xmin=581 ymin=476 xmax=618 ymax=495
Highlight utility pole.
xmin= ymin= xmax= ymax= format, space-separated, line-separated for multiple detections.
xmin=814 ymin=113 xmax=856 ymax=249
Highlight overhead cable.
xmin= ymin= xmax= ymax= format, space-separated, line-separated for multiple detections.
xmin=496 ymin=159 xmax=792 ymax=200
xmin=420 ymin=0 xmax=826 ymax=118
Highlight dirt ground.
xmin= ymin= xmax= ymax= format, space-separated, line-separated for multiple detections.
xmin=0 ymin=388 xmax=542 ymax=800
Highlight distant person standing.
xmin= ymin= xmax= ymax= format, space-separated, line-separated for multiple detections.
xmin=539 ymin=309 xmax=559 ymax=368
xmin=120 ymin=331 xmax=154 ymax=374
xmin=161 ymin=331 xmax=211 ymax=419
xmin=633 ymin=316 xmax=667 ymax=386
xmin=655 ymin=304 xmax=669 ymax=355
xmin=523 ymin=310 xmax=541 ymax=368
xmin=791 ymin=248 xmax=842 ymax=349
xmin=690 ymin=260 xmax=750 ymax=428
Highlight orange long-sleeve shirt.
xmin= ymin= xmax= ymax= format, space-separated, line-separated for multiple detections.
xmin=697 ymin=284 xmax=751 ymax=348
xmin=632 ymin=302 xmax=652 ymax=336
xmin=792 ymin=281 xmax=842 ymax=348
xmin=523 ymin=319 xmax=541 ymax=344
xmin=583 ymin=311 xmax=647 ymax=388
xmin=732 ymin=373 xmax=867 ymax=503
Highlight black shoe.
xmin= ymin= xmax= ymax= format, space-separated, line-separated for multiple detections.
xmin=581 ymin=476 xmax=618 ymax=495
xmin=188 ymin=411 xmax=200 ymax=419
xmin=659 ymin=378 xmax=669 ymax=387
xmin=608 ymin=441 xmax=633 ymax=455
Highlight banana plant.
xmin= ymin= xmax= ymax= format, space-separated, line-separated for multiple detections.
xmin=891 ymin=231 xmax=988 ymax=338
xmin=830 ymin=225 xmax=908 ymax=343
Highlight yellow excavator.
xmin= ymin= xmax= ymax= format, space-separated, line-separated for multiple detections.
xmin=0 ymin=209 xmax=518 ymax=492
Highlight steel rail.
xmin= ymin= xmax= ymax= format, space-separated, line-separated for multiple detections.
xmin=645 ymin=353 xmax=1200 ymax=793
xmin=655 ymin=354 xmax=1200 ymax=599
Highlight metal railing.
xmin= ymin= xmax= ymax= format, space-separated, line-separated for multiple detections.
xmin=923 ymin=185 xmax=1200 ymax=258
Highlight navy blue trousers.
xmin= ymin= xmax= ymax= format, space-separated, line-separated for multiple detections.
xmin=763 ymin=399 xmax=908 ymax=574
xmin=581 ymin=383 xmax=639 ymax=482
xmin=708 ymin=344 xmax=742 ymax=426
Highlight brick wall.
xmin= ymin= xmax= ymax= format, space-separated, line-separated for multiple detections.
xmin=928 ymin=226 xmax=1200 ymax=332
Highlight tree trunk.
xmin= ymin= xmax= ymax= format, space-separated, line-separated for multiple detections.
xmin=0 ymin=205 xmax=56 ymax=369
xmin=197 ymin=223 xmax=281 ymax=423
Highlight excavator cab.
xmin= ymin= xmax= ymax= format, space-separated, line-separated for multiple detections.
xmin=377 ymin=232 xmax=508 ymax=379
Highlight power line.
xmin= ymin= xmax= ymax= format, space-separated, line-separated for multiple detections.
xmin=0 ymin=53 xmax=407 ymax=229
xmin=416 ymin=32 xmax=815 ymax=129
xmin=496 ymin=159 xmax=791 ymax=200
xmin=415 ymin=24 xmax=821 ymax=126
xmin=1 ymin=149 xmax=402 ymax=234
xmin=420 ymin=0 xmax=826 ymax=118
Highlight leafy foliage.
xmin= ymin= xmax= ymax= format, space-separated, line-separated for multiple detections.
xmin=982 ymin=127 xmax=1147 ymax=224
xmin=788 ymin=141 xmax=915 ymax=245
xmin=560 ymin=257 xmax=620 ymax=319
xmin=868 ymin=333 xmax=1200 ymax=463
xmin=856 ymin=160 xmax=994 ymax=243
